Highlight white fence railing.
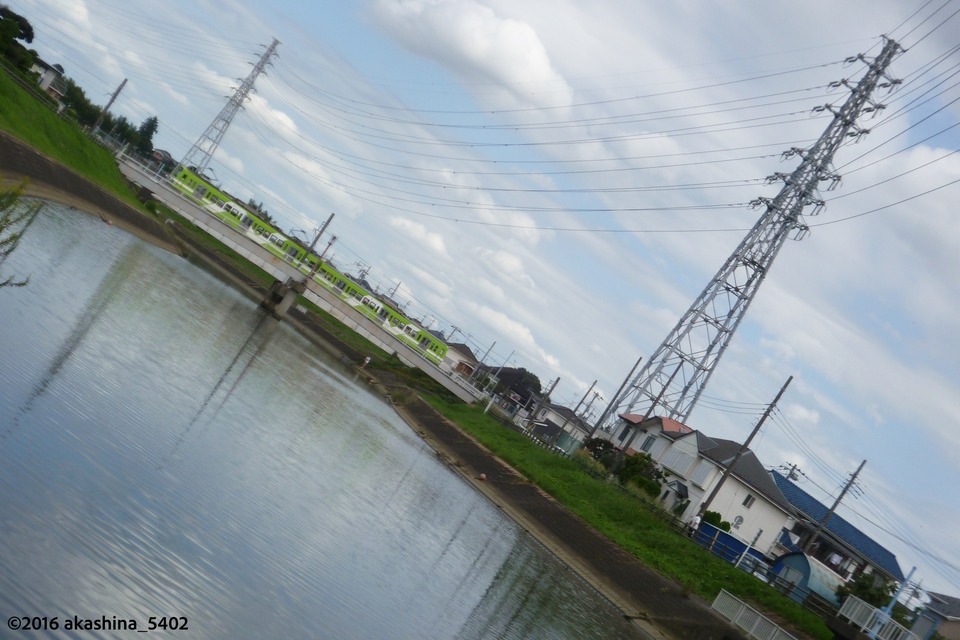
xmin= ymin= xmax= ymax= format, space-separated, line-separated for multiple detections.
xmin=837 ymin=595 xmax=918 ymax=640
xmin=712 ymin=589 xmax=798 ymax=640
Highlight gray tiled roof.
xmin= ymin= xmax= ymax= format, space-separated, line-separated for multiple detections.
xmin=928 ymin=591 xmax=960 ymax=620
xmin=698 ymin=437 xmax=794 ymax=512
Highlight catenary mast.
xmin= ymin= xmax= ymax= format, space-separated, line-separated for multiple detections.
xmin=609 ymin=37 xmax=902 ymax=429
xmin=180 ymin=38 xmax=280 ymax=175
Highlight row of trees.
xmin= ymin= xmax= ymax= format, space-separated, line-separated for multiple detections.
xmin=1 ymin=4 xmax=160 ymax=157
xmin=61 ymin=77 xmax=159 ymax=156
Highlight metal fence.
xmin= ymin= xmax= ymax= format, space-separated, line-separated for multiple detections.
xmin=836 ymin=595 xmax=918 ymax=640
xmin=712 ymin=589 xmax=798 ymax=640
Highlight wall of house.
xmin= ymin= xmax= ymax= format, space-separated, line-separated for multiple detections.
xmin=701 ymin=479 xmax=791 ymax=554
xmin=937 ymin=620 xmax=960 ymax=640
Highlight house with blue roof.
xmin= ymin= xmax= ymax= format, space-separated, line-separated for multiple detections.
xmin=769 ymin=470 xmax=904 ymax=584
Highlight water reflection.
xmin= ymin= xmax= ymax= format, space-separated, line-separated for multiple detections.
xmin=165 ymin=311 xmax=276 ymax=463
xmin=0 ymin=203 xmax=649 ymax=639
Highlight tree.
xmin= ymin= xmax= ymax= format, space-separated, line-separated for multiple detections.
xmin=835 ymin=573 xmax=912 ymax=625
xmin=583 ymin=436 xmax=615 ymax=461
xmin=62 ymin=78 xmax=100 ymax=126
xmin=135 ymin=116 xmax=158 ymax=156
xmin=0 ymin=6 xmax=36 ymax=71
xmin=702 ymin=510 xmax=731 ymax=532
xmin=494 ymin=367 xmax=543 ymax=403
xmin=617 ymin=451 xmax=665 ymax=490
xmin=0 ymin=6 xmax=33 ymax=42
xmin=0 ymin=183 xmax=41 ymax=287
xmin=836 ymin=573 xmax=894 ymax=608
xmin=246 ymin=199 xmax=276 ymax=225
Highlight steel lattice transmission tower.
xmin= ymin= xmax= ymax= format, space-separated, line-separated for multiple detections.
xmin=180 ymin=38 xmax=280 ymax=174
xmin=610 ymin=37 xmax=902 ymax=430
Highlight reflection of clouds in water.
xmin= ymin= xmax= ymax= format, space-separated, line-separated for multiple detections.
xmin=163 ymin=311 xmax=275 ymax=464
xmin=2 ymin=244 xmax=129 ymax=438
xmin=0 ymin=202 xmax=649 ymax=640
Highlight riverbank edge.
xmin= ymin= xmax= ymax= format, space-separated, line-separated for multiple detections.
xmin=1 ymin=142 xmax=755 ymax=640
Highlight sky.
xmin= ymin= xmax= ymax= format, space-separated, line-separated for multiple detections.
xmin=11 ymin=0 xmax=960 ymax=598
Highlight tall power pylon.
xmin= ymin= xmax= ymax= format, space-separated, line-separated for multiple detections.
xmin=180 ymin=38 xmax=281 ymax=174
xmin=610 ymin=37 xmax=902 ymax=428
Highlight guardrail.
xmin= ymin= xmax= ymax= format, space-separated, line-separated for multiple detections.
xmin=837 ymin=596 xmax=918 ymax=640
xmin=712 ymin=589 xmax=798 ymax=640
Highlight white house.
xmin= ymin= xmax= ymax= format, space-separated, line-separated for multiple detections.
xmin=30 ymin=58 xmax=67 ymax=103
xmin=441 ymin=342 xmax=478 ymax=377
xmin=610 ymin=414 xmax=795 ymax=555
xmin=529 ymin=402 xmax=592 ymax=454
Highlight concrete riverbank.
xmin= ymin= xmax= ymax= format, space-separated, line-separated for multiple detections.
xmin=1 ymin=134 xmax=755 ymax=640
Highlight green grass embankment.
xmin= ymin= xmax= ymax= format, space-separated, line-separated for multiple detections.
xmin=422 ymin=395 xmax=832 ymax=640
xmin=0 ymin=69 xmax=139 ymax=206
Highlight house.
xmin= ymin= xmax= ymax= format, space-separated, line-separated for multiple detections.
xmin=769 ymin=470 xmax=904 ymax=585
xmin=772 ymin=551 xmax=847 ymax=606
xmin=442 ymin=342 xmax=478 ymax=377
xmin=917 ymin=591 xmax=960 ymax=640
xmin=30 ymin=58 xmax=67 ymax=103
xmin=528 ymin=402 xmax=592 ymax=454
xmin=151 ymin=149 xmax=176 ymax=173
xmin=616 ymin=415 xmax=795 ymax=554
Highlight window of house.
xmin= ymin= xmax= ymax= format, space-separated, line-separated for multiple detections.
xmin=661 ymin=449 xmax=695 ymax=476
xmin=742 ymin=494 xmax=756 ymax=509
xmin=690 ymin=460 xmax=713 ymax=488
xmin=640 ymin=435 xmax=656 ymax=452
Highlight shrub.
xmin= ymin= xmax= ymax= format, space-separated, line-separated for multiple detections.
xmin=703 ymin=510 xmax=731 ymax=532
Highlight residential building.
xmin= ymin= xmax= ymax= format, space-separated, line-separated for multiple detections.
xmin=769 ymin=470 xmax=904 ymax=585
xmin=30 ymin=58 xmax=67 ymax=103
xmin=529 ymin=402 xmax=591 ymax=454
xmin=919 ymin=591 xmax=960 ymax=640
xmin=442 ymin=342 xmax=478 ymax=377
xmin=614 ymin=415 xmax=795 ymax=554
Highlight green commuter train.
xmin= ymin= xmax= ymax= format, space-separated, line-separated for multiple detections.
xmin=169 ymin=166 xmax=448 ymax=365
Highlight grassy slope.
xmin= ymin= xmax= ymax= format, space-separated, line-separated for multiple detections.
xmin=2 ymin=66 xmax=831 ymax=640
xmin=0 ymin=70 xmax=138 ymax=204
xmin=424 ymin=396 xmax=832 ymax=639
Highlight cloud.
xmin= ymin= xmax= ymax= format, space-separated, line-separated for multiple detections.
xmin=371 ymin=0 xmax=572 ymax=108
xmin=388 ymin=217 xmax=450 ymax=258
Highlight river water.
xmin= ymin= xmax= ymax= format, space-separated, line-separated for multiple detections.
xmin=0 ymin=203 xmax=649 ymax=639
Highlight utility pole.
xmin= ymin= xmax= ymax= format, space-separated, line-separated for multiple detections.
xmin=303 ymin=213 xmax=335 ymax=281
xmin=606 ymin=37 xmax=902 ymax=427
xmin=780 ymin=463 xmax=801 ymax=481
xmin=699 ymin=376 xmax=793 ymax=514
xmin=581 ymin=391 xmax=601 ymax=418
xmin=483 ymin=350 xmax=515 ymax=413
xmin=469 ymin=341 xmax=496 ymax=385
xmin=318 ymin=235 xmax=337 ymax=262
xmin=447 ymin=325 xmax=463 ymax=343
xmin=572 ymin=381 xmax=597 ymax=414
xmin=552 ymin=381 xmax=597 ymax=446
xmin=611 ymin=361 xmax=684 ymax=473
xmin=92 ymin=78 xmax=127 ymax=134
xmin=803 ymin=459 xmax=867 ymax=553
xmin=528 ymin=378 xmax=559 ymax=428
xmin=587 ymin=355 xmax=643 ymax=439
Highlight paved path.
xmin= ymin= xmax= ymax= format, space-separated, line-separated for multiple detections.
xmin=388 ymin=393 xmax=751 ymax=640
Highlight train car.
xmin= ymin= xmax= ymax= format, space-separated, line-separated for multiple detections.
xmin=167 ymin=166 xmax=447 ymax=364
